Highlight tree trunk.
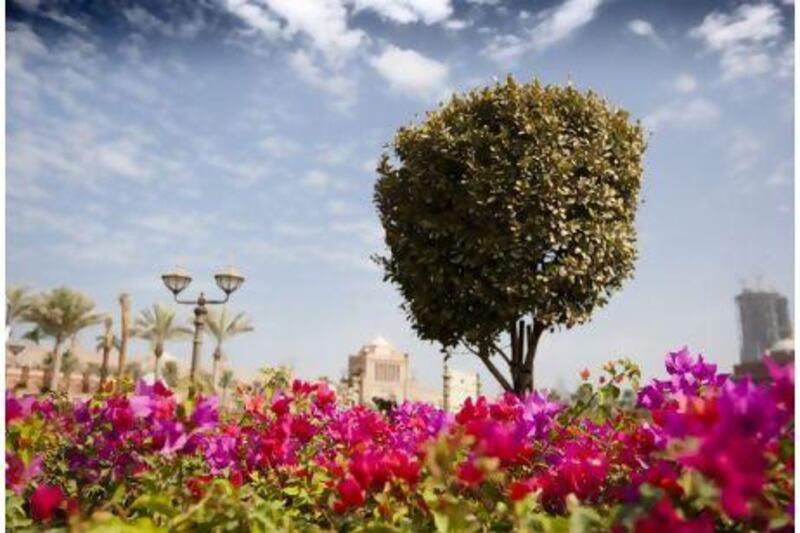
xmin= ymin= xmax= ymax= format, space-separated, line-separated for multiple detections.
xmin=100 ymin=344 xmax=110 ymax=387
xmin=100 ymin=318 xmax=112 ymax=387
xmin=117 ymin=294 xmax=130 ymax=380
xmin=510 ymin=320 xmax=545 ymax=394
xmin=221 ymin=386 xmax=228 ymax=411
xmin=211 ymin=346 xmax=222 ymax=394
xmin=49 ymin=336 xmax=64 ymax=391
xmin=154 ymin=343 xmax=163 ymax=382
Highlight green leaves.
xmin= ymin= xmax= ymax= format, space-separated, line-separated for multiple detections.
xmin=374 ymin=76 xmax=645 ymax=390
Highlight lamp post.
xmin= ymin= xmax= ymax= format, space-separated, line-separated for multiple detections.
xmin=161 ymin=266 xmax=244 ymax=393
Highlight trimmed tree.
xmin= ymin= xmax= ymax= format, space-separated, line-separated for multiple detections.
xmin=374 ymin=76 xmax=646 ymax=393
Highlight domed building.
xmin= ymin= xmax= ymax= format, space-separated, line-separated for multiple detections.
xmin=340 ymin=336 xmax=442 ymax=407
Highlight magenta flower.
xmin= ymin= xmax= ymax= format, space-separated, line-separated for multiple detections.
xmin=30 ymin=484 xmax=64 ymax=523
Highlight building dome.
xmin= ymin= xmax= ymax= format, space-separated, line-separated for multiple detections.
xmin=368 ymin=336 xmax=391 ymax=347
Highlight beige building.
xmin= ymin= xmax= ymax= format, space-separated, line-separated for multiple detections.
xmin=444 ymin=366 xmax=481 ymax=412
xmin=342 ymin=337 xmax=442 ymax=407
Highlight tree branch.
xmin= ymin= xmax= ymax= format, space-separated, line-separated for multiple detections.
xmin=489 ymin=341 xmax=512 ymax=367
xmin=464 ymin=342 xmax=513 ymax=392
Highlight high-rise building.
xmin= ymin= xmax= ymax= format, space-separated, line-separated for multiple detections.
xmin=736 ymin=289 xmax=793 ymax=363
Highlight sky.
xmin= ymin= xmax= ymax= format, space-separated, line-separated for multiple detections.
xmin=6 ymin=0 xmax=795 ymax=395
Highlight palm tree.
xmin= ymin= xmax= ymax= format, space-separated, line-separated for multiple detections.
xmin=117 ymin=293 xmax=131 ymax=380
xmin=204 ymin=307 xmax=253 ymax=393
xmin=44 ymin=350 xmax=79 ymax=380
xmin=219 ymin=369 xmax=235 ymax=410
xmin=94 ymin=316 xmax=115 ymax=386
xmin=162 ymin=360 xmax=179 ymax=388
xmin=6 ymin=285 xmax=32 ymax=337
xmin=125 ymin=361 xmax=143 ymax=381
xmin=131 ymin=304 xmax=191 ymax=381
xmin=24 ymin=288 xmax=103 ymax=391
xmin=22 ymin=326 xmax=44 ymax=345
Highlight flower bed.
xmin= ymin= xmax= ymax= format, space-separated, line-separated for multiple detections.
xmin=6 ymin=349 xmax=794 ymax=531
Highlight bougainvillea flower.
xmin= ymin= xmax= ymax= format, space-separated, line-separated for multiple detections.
xmin=333 ymin=476 xmax=365 ymax=512
xmin=30 ymin=484 xmax=64 ymax=522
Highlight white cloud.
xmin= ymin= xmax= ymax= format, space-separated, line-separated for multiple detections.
xmin=776 ymin=41 xmax=794 ymax=78
xmin=766 ymin=161 xmax=793 ymax=187
xmin=122 ymin=6 xmax=205 ymax=39
xmin=674 ymin=73 xmax=698 ymax=93
xmin=361 ymin=157 xmax=378 ymax=172
xmin=690 ymin=3 xmax=787 ymax=81
xmin=643 ymin=98 xmax=720 ymax=131
xmin=223 ymin=0 xmax=282 ymax=38
xmin=316 ymin=141 xmax=357 ymax=166
xmin=351 ymin=0 xmax=452 ymax=24
xmin=223 ymin=0 xmax=364 ymax=64
xmin=370 ymin=45 xmax=450 ymax=99
xmin=134 ymin=212 xmax=220 ymax=239
xmin=12 ymin=0 xmax=89 ymax=32
xmin=443 ymin=18 xmax=471 ymax=31
xmin=261 ymin=134 xmax=301 ymax=157
xmin=288 ymin=50 xmax=357 ymax=110
xmin=205 ymin=154 xmax=266 ymax=187
xmin=267 ymin=0 xmax=365 ymax=63
xmin=331 ymin=219 xmax=383 ymax=245
xmin=727 ymin=129 xmax=762 ymax=176
xmin=326 ymin=199 xmax=353 ymax=215
xmin=303 ymin=169 xmax=333 ymax=188
xmin=483 ymin=0 xmax=604 ymax=62
xmin=628 ymin=19 xmax=666 ymax=49
xmin=691 ymin=4 xmax=782 ymax=49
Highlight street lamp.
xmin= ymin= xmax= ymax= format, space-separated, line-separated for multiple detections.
xmin=161 ymin=266 xmax=245 ymax=391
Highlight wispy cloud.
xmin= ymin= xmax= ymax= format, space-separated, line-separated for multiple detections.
xmin=673 ymin=73 xmax=698 ymax=93
xmin=288 ymin=50 xmax=357 ymax=111
xmin=643 ymin=98 xmax=720 ymax=131
xmin=690 ymin=3 xmax=787 ymax=81
xmin=627 ymin=19 xmax=666 ymax=49
xmin=483 ymin=0 xmax=604 ymax=62
xmin=351 ymin=0 xmax=452 ymax=25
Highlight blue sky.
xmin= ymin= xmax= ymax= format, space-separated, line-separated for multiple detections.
xmin=6 ymin=0 xmax=795 ymax=394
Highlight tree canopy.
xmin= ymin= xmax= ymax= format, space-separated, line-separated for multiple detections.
xmin=374 ymin=76 xmax=645 ymax=392
xmin=23 ymin=287 xmax=104 ymax=390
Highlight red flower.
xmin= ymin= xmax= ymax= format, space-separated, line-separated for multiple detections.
xmin=314 ymin=385 xmax=336 ymax=409
xmin=509 ymin=479 xmax=536 ymax=501
xmin=271 ymin=396 xmax=292 ymax=416
xmin=186 ymin=475 xmax=213 ymax=501
xmin=457 ymin=460 xmax=483 ymax=486
xmin=290 ymin=416 xmax=317 ymax=443
xmin=30 ymin=484 xmax=64 ymax=522
xmin=634 ymin=497 xmax=714 ymax=533
xmin=230 ymin=470 xmax=244 ymax=488
xmin=333 ymin=476 xmax=365 ymax=512
xmin=65 ymin=497 xmax=80 ymax=517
